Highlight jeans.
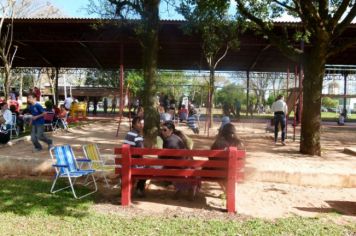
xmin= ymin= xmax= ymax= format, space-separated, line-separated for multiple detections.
xmin=274 ymin=114 xmax=286 ymax=142
xmin=31 ymin=124 xmax=52 ymax=150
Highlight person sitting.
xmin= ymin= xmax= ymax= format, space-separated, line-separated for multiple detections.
xmin=160 ymin=121 xmax=198 ymax=200
xmin=219 ymin=113 xmax=231 ymax=133
xmin=123 ymin=116 xmax=146 ymax=197
xmin=0 ymin=102 xmax=13 ymax=130
xmin=210 ymin=123 xmax=244 ymax=191
xmin=178 ymin=104 xmax=188 ymax=122
xmin=159 ymin=106 xmax=172 ymax=123
xmin=0 ymin=102 xmax=12 ymax=144
xmin=55 ymin=104 xmax=68 ymax=129
xmin=338 ymin=111 xmax=346 ymax=126
xmin=10 ymin=105 xmax=24 ymax=133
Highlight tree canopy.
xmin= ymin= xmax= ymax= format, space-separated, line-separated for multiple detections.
xmin=236 ymin=0 xmax=356 ymax=155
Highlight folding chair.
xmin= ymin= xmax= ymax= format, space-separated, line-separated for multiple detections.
xmin=44 ymin=112 xmax=56 ymax=132
xmin=82 ymin=144 xmax=116 ymax=188
xmin=54 ymin=112 xmax=69 ymax=130
xmin=50 ymin=145 xmax=98 ymax=199
xmin=9 ymin=114 xmax=18 ymax=139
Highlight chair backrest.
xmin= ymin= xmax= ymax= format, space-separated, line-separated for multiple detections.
xmin=44 ymin=112 xmax=55 ymax=122
xmin=83 ymin=144 xmax=100 ymax=161
xmin=50 ymin=145 xmax=78 ymax=174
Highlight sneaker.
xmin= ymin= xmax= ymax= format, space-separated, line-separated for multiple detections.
xmin=33 ymin=148 xmax=42 ymax=153
xmin=281 ymin=141 xmax=286 ymax=146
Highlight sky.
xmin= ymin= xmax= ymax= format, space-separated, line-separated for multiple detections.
xmin=51 ymin=0 xmax=92 ymax=18
xmin=50 ymin=0 xmax=237 ymax=19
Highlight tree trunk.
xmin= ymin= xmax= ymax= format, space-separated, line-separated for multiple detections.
xmin=300 ymin=49 xmax=326 ymax=155
xmin=208 ymin=68 xmax=215 ymax=128
xmin=19 ymin=73 xmax=23 ymax=101
xmin=3 ymin=66 xmax=11 ymax=100
xmin=142 ymin=0 xmax=160 ymax=148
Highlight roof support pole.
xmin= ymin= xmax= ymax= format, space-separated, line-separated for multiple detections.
xmin=116 ymin=44 xmax=124 ymax=137
xmin=246 ymin=70 xmax=250 ymax=117
xmin=293 ymin=65 xmax=298 ymax=141
xmin=343 ymin=72 xmax=348 ymax=116
xmin=286 ymin=66 xmax=289 ymax=138
xmin=298 ymin=41 xmax=304 ymax=139
xmin=55 ymin=67 xmax=59 ymax=105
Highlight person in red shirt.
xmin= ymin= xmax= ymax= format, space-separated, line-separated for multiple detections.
xmin=33 ymin=87 xmax=41 ymax=101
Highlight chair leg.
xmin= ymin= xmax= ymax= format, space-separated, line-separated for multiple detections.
xmin=65 ymin=174 xmax=98 ymax=199
xmin=102 ymin=172 xmax=110 ymax=188
xmin=50 ymin=175 xmax=71 ymax=194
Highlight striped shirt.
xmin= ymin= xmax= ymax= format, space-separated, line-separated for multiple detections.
xmin=123 ymin=129 xmax=144 ymax=148
xmin=187 ymin=115 xmax=197 ymax=129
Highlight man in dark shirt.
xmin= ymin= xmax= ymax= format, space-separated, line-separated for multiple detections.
xmin=27 ymin=94 xmax=53 ymax=152
xmin=123 ymin=116 xmax=145 ymax=197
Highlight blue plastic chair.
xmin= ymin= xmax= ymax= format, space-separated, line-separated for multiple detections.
xmin=50 ymin=145 xmax=97 ymax=199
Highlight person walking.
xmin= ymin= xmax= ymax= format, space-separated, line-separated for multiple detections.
xmin=271 ymin=95 xmax=288 ymax=145
xmin=27 ymin=94 xmax=53 ymax=152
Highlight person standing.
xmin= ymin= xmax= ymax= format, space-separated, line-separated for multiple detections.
xmin=235 ymin=100 xmax=241 ymax=119
xmin=271 ymin=95 xmax=288 ymax=145
xmin=123 ymin=116 xmax=146 ymax=197
xmin=103 ymin=97 xmax=108 ymax=114
xmin=27 ymin=94 xmax=53 ymax=152
xmin=111 ymin=96 xmax=117 ymax=113
xmin=64 ymin=96 xmax=73 ymax=111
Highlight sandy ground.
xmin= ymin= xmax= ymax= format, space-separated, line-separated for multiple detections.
xmin=0 ymin=117 xmax=355 ymax=221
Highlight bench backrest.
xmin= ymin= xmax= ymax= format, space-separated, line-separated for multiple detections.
xmin=115 ymin=144 xmax=245 ymax=179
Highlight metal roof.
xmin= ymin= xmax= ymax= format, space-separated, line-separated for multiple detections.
xmin=7 ymin=18 xmax=356 ymax=72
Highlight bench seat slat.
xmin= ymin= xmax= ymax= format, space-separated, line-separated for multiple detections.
xmin=130 ymin=168 xmax=227 ymax=178
xmin=115 ymin=167 xmax=244 ymax=180
xmin=115 ymin=147 xmax=245 ymax=158
xmin=115 ymin=158 xmax=241 ymax=168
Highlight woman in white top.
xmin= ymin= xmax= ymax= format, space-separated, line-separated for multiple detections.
xmin=0 ymin=102 xmax=13 ymax=130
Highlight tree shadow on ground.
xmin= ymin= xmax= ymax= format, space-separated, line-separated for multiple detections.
xmin=295 ymin=201 xmax=356 ymax=216
xmin=0 ymin=179 xmax=93 ymax=217
xmin=93 ymin=182 xmax=227 ymax=212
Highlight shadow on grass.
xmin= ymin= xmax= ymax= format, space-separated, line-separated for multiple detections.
xmin=0 ymin=179 xmax=93 ymax=217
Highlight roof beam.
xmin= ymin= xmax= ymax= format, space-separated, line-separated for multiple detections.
xmin=15 ymin=40 xmax=54 ymax=66
xmin=248 ymin=44 xmax=271 ymax=71
xmin=78 ymin=42 xmax=103 ymax=69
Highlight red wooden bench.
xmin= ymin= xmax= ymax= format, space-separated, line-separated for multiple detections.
xmin=114 ymin=144 xmax=246 ymax=213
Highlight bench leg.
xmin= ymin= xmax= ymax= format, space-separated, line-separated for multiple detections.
xmin=121 ymin=174 xmax=132 ymax=206
xmin=226 ymin=180 xmax=236 ymax=213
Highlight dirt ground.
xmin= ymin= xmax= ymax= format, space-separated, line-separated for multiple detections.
xmin=0 ymin=117 xmax=355 ymax=221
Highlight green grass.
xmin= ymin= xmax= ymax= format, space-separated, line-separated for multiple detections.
xmin=0 ymin=179 xmax=355 ymax=235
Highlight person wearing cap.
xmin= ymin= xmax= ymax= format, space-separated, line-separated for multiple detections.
xmin=271 ymin=95 xmax=288 ymax=145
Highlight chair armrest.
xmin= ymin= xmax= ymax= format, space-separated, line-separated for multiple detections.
xmin=76 ymin=158 xmax=91 ymax=162
xmin=52 ymin=164 xmax=68 ymax=168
